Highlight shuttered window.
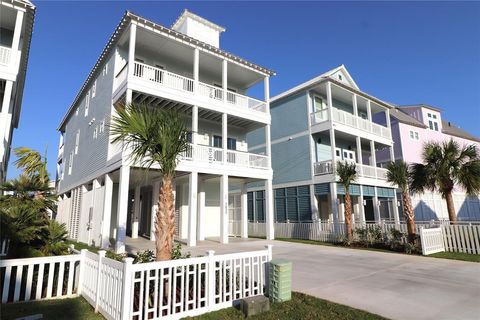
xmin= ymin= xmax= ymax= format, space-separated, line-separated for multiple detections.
xmin=256 ymin=191 xmax=265 ymax=222
xmin=274 ymin=185 xmax=312 ymax=222
xmin=247 ymin=192 xmax=254 ymax=221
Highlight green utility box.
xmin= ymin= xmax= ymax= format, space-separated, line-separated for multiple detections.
xmin=269 ymin=259 xmax=292 ymax=302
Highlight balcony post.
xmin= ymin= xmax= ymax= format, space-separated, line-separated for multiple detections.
xmin=240 ymin=183 xmax=248 ymax=238
xmin=327 ymin=82 xmax=333 ymax=121
xmin=197 ymin=178 xmax=205 ymax=241
xmin=222 ymin=113 xmax=227 ymax=163
xmin=192 ymin=105 xmax=198 ymax=145
xmin=1 ymin=80 xmax=13 ymax=114
xmin=11 ymin=10 xmax=24 ymax=67
xmin=392 ymin=193 xmax=400 ymax=226
xmin=265 ymin=179 xmax=275 ymax=240
xmin=373 ymin=187 xmax=381 ymax=223
xmin=389 ymin=145 xmax=395 ymax=162
xmin=310 ymin=184 xmax=319 ymax=221
xmin=101 ymin=173 xmax=113 ymax=249
xmin=187 ymin=171 xmax=198 ymax=247
xmin=220 ymin=174 xmax=229 ymax=244
xmin=193 ymin=48 xmax=199 ymax=92
xmin=222 ymin=59 xmax=228 ymax=102
xmin=359 ymin=186 xmax=366 ymax=224
xmin=366 ymin=100 xmax=372 ymax=132
xmin=370 ymin=140 xmax=377 ymax=178
xmin=352 ymin=93 xmax=358 ymax=127
xmin=356 ymin=136 xmax=362 ymax=165
xmin=385 ymin=108 xmax=391 ymax=130
xmin=150 ymin=180 xmax=161 ymax=242
xmin=330 ymin=182 xmax=339 ymax=224
xmin=115 ymin=165 xmax=130 ymax=253
xmin=330 ymin=128 xmax=337 ymax=169
xmin=127 ymin=23 xmax=137 ymax=78
xmin=264 ymin=76 xmax=272 ymax=167
xmin=131 ymin=185 xmax=141 ymax=239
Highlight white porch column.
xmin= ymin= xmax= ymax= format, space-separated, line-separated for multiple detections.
xmin=1 ymin=81 xmax=13 ymax=114
xmin=330 ymin=182 xmax=339 ymax=223
xmin=370 ymin=140 xmax=377 ymax=175
xmin=222 ymin=59 xmax=228 ymax=102
xmin=115 ymin=165 xmax=130 ymax=253
xmin=330 ymin=128 xmax=337 ymax=168
xmin=327 ymin=82 xmax=333 ymax=120
xmin=338 ymin=197 xmax=345 ymax=223
xmin=127 ymin=23 xmax=137 ymax=78
xmin=11 ymin=10 xmax=24 ymax=67
xmin=101 ymin=173 xmax=113 ymax=248
xmin=131 ymin=185 xmax=141 ymax=239
xmin=373 ymin=187 xmax=381 ymax=223
xmin=150 ymin=180 xmax=160 ymax=241
xmin=0 ymin=81 xmax=13 ymax=161
xmin=385 ymin=108 xmax=391 ymax=130
xmin=310 ymin=184 xmax=319 ymax=220
xmin=220 ymin=174 xmax=229 ymax=244
xmin=392 ymin=193 xmax=400 ymax=225
xmin=197 ymin=178 xmax=205 ymax=241
xmin=265 ymin=179 xmax=274 ymax=240
xmin=192 ymin=105 xmax=198 ymax=144
xmin=188 ymin=172 xmax=198 ymax=247
xmin=193 ymin=48 xmax=199 ymax=91
xmin=356 ymin=136 xmax=362 ymax=165
xmin=359 ymin=187 xmax=366 ymax=224
xmin=240 ymin=183 xmax=248 ymax=238
xmin=352 ymin=93 xmax=358 ymax=127
xmin=367 ymin=100 xmax=373 ymax=131
xmin=222 ymin=113 xmax=227 ymax=162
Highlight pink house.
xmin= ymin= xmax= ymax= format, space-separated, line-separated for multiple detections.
xmin=377 ymin=104 xmax=480 ymax=221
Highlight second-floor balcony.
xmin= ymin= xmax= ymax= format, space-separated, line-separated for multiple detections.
xmin=0 ymin=46 xmax=11 ymax=66
xmin=181 ymin=143 xmax=269 ymax=170
xmin=123 ymin=62 xmax=267 ymax=114
xmin=310 ymin=107 xmax=391 ymax=139
xmin=313 ymin=159 xmax=388 ymax=180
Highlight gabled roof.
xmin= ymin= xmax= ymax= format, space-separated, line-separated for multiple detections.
xmin=271 ymin=65 xmax=359 ymax=103
xmin=389 ymin=108 xmax=427 ymax=128
xmin=398 ymin=104 xmax=443 ymax=112
xmin=172 ymin=9 xmax=225 ymax=32
xmin=442 ymin=120 xmax=480 ymax=143
xmin=58 ymin=10 xmax=275 ymax=131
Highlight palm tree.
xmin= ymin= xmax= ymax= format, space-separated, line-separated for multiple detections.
xmin=411 ymin=140 xmax=480 ymax=223
xmin=386 ymin=161 xmax=416 ymax=243
xmin=336 ymin=161 xmax=357 ymax=241
xmin=110 ymin=103 xmax=189 ymax=261
xmin=14 ymin=147 xmax=49 ymax=186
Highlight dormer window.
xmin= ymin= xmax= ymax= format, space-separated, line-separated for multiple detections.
xmin=427 ymin=113 xmax=439 ymax=131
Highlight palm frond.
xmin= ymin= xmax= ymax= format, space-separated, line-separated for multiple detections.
xmin=386 ymin=160 xmax=410 ymax=191
xmin=336 ymin=161 xmax=357 ymax=189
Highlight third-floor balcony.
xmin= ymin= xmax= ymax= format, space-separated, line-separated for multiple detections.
xmin=310 ymin=107 xmax=391 ymax=139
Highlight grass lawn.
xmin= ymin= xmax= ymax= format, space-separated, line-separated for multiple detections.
xmin=0 ymin=297 xmax=104 ymax=320
xmin=184 ymin=292 xmax=387 ymax=320
xmin=275 ymin=238 xmax=480 ymax=263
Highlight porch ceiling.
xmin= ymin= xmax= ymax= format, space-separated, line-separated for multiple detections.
xmin=131 ymin=91 xmax=264 ymax=130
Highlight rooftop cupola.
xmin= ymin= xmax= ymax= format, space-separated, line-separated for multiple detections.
xmin=171 ymin=9 xmax=225 ymax=48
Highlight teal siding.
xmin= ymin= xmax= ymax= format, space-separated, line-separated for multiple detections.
xmin=376 ymin=187 xmax=395 ymax=198
xmin=332 ymin=98 xmax=354 ymax=114
xmin=362 ymin=185 xmax=375 ymax=196
xmin=270 ymin=92 xmax=309 ymax=140
xmin=315 ymin=183 xmax=330 ymax=195
xmin=337 ymin=184 xmax=361 ymax=196
xmin=271 ymin=135 xmax=312 ymax=185
xmin=245 ymin=128 xmax=265 ymax=149
xmin=274 ymin=185 xmax=312 ymax=222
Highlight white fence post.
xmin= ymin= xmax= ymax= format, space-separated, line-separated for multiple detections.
xmin=265 ymin=245 xmax=273 ymax=296
xmin=77 ymin=249 xmax=87 ymax=295
xmin=121 ymin=257 xmax=134 ymax=320
xmin=95 ymin=250 xmax=106 ymax=312
xmin=206 ymin=250 xmax=215 ymax=312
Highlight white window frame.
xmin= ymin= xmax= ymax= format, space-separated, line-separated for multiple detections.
xmin=92 ymin=80 xmax=96 ymax=98
xmin=93 ymin=126 xmax=98 ymax=140
xmin=103 ymin=64 xmax=108 ymax=76
xmin=68 ymin=151 xmax=73 ymax=175
xmin=99 ymin=119 xmax=105 ymax=134
xmin=75 ymin=130 xmax=80 ymax=154
xmin=85 ymin=91 xmax=90 ymax=117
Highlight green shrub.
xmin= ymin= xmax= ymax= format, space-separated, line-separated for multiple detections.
xmin=171 ymin=243 xmax=191 ymax=260
xmin=134 ymin=250 xmax=155 ymax=264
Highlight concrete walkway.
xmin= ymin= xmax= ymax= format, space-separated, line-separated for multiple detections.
xmin=127 ymin=237 xmax=480 ymax=320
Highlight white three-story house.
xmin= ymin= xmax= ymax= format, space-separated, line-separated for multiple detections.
xmin=0 ymin=0 xmax=35 ymax=182
xmin=55 ymin=10 xmax=275 ymax=252
xmin=247 ymin=66 xmax=399 ymax=225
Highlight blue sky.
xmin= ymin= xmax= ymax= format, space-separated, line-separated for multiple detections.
xmin=7 ymin=1 xmax=480 ymax=179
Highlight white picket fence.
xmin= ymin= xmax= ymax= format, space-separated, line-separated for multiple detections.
xmin=420 ymin=227 xmax=445 ymax=255
xmin=248 ymin=221 xmax=480 ymax=255
xmin=0 ymin=246 xmax=272 ymax=320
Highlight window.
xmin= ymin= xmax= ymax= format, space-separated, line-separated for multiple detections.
xmin=338 ymin=74 xmax=343 ymax=80
xmin=92 ymin=80 xmax=96 ymax=98
xmin=75 ymin=107 xmax=79 ymax=116
xmin=102 ymin=64 xmax=108 ymax=76
xmin=415 ymin=132 xmax=419 ymax=140
xmin=186 ymin=131 xmax=192 ymax=143
xmin=75 ymin=130 xmax=80 ymax=154
xmin=84 ymin=91 xmax=90 ymax=117
xmin=68 ymin=151 xmax=73 ymax=175
xmin=213 ymin=135 xmax=222 ymax=148
xmin=427 ymin=113 xmax=439 ymax=131
xmin=93 ymin=126 xmax=98 ymax=140
xmin=409 ymin=130 xmax=420 ymax=140
xmin=227 ymin=138 xmax=237 ymax=150
xmin=99 ymin=120 xmax=105 ymax=134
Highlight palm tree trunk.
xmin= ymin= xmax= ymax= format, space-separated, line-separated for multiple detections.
xmin=403 ymin=191 xmax=416 ymax=243
xmin=445 ymin=191 xmax=457 ymax=223
xmin=155 ymin=175 xmax=176 ymax=261
xmin=344 ymin=192 xmax=353 ymax=241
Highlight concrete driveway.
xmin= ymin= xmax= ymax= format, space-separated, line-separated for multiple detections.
xmin=179 ymin=238 xmax=480 ymax=320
